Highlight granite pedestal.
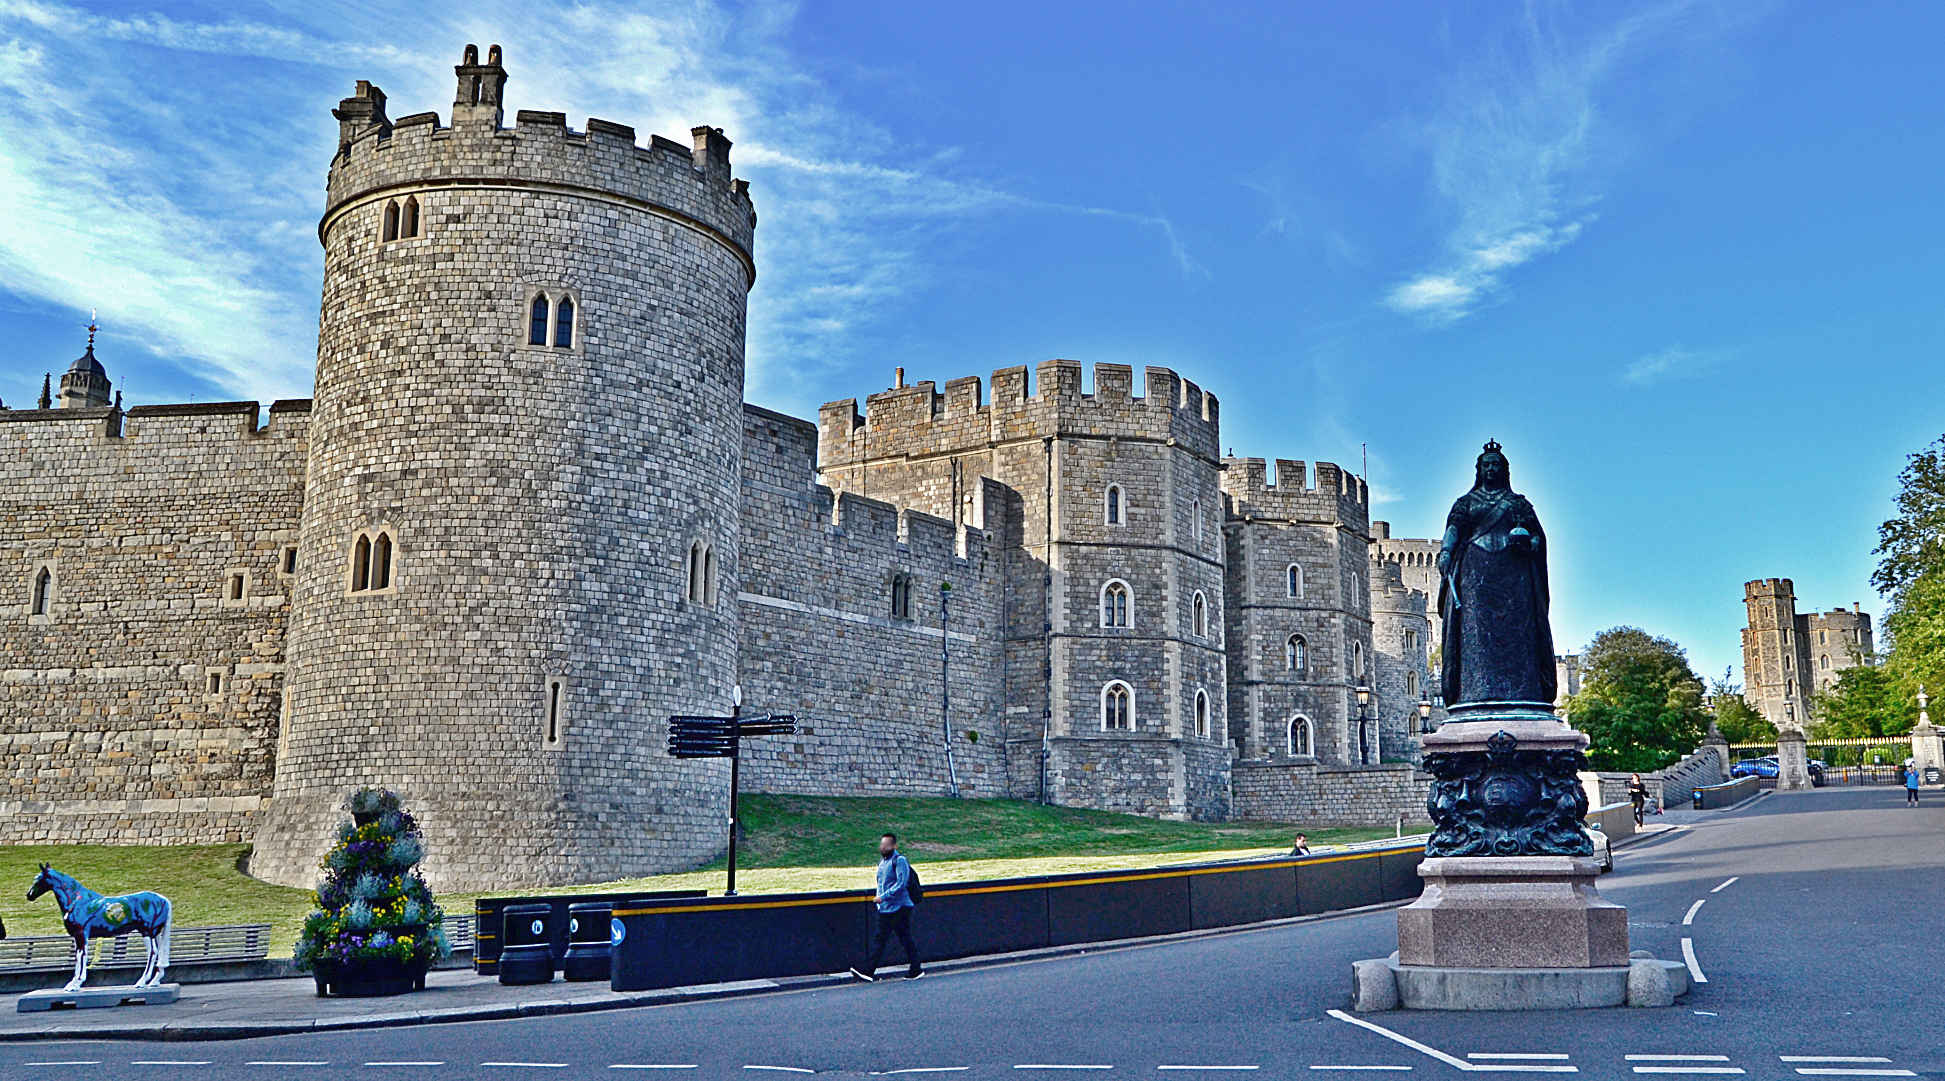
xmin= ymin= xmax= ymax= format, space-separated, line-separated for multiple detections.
xmin=18 ymin=983 xmax=179 ymax=1012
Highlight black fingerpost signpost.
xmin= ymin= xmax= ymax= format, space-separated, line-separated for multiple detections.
xmin=667 ymin=686 xmax=797 ymax=896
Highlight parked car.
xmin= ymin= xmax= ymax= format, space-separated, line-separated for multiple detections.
xmin=1588 ymin=826 xmax=1614 ymax=873
xmin=1731 ymin=756 xmax=1779 ymax=778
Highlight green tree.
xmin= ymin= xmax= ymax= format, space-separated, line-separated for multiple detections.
xmin=1872 ymin=433 xmax=1945 ymax=609
xmin=1568 ymin=627 xmax=1709 ymax=772
xmin=1810 ymin=662 xmax=1912 ymax=738
xmin=1707 ymin=668 xmax=1774 ymax=744
xmin=1884 ymin=571 xmax=1945 ymax=697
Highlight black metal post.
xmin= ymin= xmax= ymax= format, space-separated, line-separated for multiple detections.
xmin=726 ymin=700 xmax=740 ymax=897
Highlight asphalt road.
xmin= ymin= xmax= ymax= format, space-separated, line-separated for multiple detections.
xmin=4 ymin=785 xmax=1939 ymax=1079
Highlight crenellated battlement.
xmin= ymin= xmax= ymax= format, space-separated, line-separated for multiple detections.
xmin=0 ymin=400 xmax=311 ymax=469
xmin=1218 ymin=456 xmax=1369 ymax=531
xmin=816 ymin=360 xmax=1220 ymax=468
xmin=1744 ymin=577 xmax=1796 ymax=600
xmin=324 ymin=45 xmax=755 ymax=279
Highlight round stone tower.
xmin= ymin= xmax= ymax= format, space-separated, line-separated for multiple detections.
xmin=251 ymin=45 xmax=756 ymax=890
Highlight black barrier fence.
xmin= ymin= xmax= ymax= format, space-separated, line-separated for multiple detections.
xmin=475 ymin=890 xmax=705 ymax=974
xmin=611 ymin=843 xmax=1426 ymax=992
xmin=1693 ymin=775 xmax=1760 ymax=810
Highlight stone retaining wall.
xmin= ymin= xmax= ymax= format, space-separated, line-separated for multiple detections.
xmin=1230 ymin=760 xmax=1431 ymax=825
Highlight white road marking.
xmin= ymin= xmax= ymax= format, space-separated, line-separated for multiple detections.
xmin=24 ymin=1063 xmax=102 ymax=1068
xmin=610 ymin=1069 xmax=699 ymax=1073
xmin=1014 ymin=1068 xmax=1114 ymax=1072
xmin=1629 ymin=1069 xmax=1743 ymax=1075
xmin=1680 ymin=937 xmax=1708 ymax=984
xmin=1324 ymin=1010 xmax=1576 ymax=1073
xmin=871 ymin=1071 xmax=970 ymax=1076
xmin=1790 ymin=1071 xmax=1914 ymax=1078
xmin=1779 ymin=1060 xmax=1894 ymax=1065
xmin=1626 ymin=1057 xmax=1732 ymax=1063
xmin=1157 ymin=1069 xmax=1259 ymax=1072
xmin=1692 ymin=1011 xmax=1717 ymax=1017
xmin=745 ymin=1069 xmax=817 ymax=1075
xmin=482 ymin=1065 xmax=569 ymax=1070
xmin=1469 ymin=1056 xmax=1571 ymax=1061
xmin=1710 ymin=877 xmax=1739 ymax=893
xmin=365 ymin=1063 xmax=446 ymax=1068
xmin=247 ymin=1063 xmax=329 ymax=1068
xmin=131 ymin=1063 xmax=211 ymax=1067
xmin=1308 ymin=1069 xmax=1413 ymax=1073
xmin=1682 ymin=899 xmax=1706 ymax=925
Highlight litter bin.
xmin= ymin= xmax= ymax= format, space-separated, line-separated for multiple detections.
xmin=561 ymin=902 xmax=612 ymax=981
xmin=1927 ymin=766 xmax=1941 ymax=785
xmin=499 ymin=903 xmax=555 ymax=985
xmin=1693 ymin=790 xmax=1704 ymax=810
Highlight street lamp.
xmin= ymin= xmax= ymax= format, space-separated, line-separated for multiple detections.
xmin=1356 ymin=684 xmax=1372 ymax=764
xmin=1417 ymin=698 xmax=1433 ymax=734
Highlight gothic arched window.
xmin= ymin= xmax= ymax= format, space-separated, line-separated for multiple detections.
xmin=382 ymin=200 xmax=400 ymax=242
xmin=529 ymin=296 xmax=550 ymax=346
xmin=401 ymin=196 xmax=420 ymax=238
xmin=371 ymin=531 xmax=393 ymax=590
xmin=1288 ymin=716 xmax=1313 ymax=757
xmin=1287 ymin=564 xmax=1303 ymax=598
xmin=554 ymin=296 xmax=575 ymax=349
xmin=1105 ymin=485 xmax=1123 ymax=526
xmin=1192 ymin=591 xmax=1208 ymax=638
xmin=1101 ymin=580 xmax=1131 ymax=629
xmin=1194 ymin=689 xmax=1211 ymax=739
xmin=351 ymin=535 xmax=372 ymax=592
xmin=31 ymin=567 xmax=52 ymax=616
xmin=1102 ymin=681 xmax=1134 ymax=731
xmin=1286 ymin=633 xmax=1306 ymax=673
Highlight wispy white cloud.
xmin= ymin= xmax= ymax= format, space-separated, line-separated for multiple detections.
xmin=1622 ymin=344 xmax=1732 ymax=386
xmin=0 ymin=0 xmax=1201 ymax=409
xmin=1385 ymin=1 xmax=1704 ymax=322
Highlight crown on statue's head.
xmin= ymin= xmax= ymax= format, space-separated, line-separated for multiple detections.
xmin=1482 ymin=439 xmax=1503 ymax=455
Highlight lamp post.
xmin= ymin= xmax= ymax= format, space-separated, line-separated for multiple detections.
xmin=940 ymin=580 xmax=960 ymax=798
xmin=1356 ymin=684 xmax=1373 ymax=765
xmin=1418 ymin=698 xmax=1433 ymax=734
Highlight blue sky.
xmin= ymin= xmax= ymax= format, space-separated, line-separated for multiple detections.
xmin=3 ymin=0 xmax=1938 ymax=684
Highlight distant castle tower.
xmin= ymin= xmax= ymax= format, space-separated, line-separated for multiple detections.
xmin=251 ymin=45 xmax=758 ymax=890
xmin=57 ymin=319 xmax=112 ymax=409
xmin=1740 ymin=578 xmax=1873 ymax=732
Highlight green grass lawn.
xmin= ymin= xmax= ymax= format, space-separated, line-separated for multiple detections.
xmin=0 ymin=796 xmax=1394 ymax=956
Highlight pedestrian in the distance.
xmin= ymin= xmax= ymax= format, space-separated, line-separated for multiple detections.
xmin=850 ymin=832 xmax=923 ymax=982
xmin=1290 ymin=833 xmax=1310 ymax=856
xmin=1906 ymin=764 xmax=1921 ymax=805
xmin=1627 ymin=774 xmax=1648 ymax=826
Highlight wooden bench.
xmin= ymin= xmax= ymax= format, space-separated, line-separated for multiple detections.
xmin=0 ymin=924 xmax=274 ymax=974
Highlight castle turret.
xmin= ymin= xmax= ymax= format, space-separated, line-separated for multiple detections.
xmin=252 ymin=45 xmax=758 ymax=890
xmin=57 ymin=321 xmax=112 ymax=410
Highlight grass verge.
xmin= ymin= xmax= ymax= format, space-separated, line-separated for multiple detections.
xmin=0 ymin=796 xmax=1395 ymax=956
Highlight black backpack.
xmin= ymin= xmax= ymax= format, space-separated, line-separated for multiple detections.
xmin=904 ymin=860 xmax=924 ymax=904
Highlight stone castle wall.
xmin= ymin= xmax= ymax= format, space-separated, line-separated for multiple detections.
xmin=1230 ymin=761 xmax=1431 ymax=826
xmin=735 ymin=406 xmax=1009 ymax=798
xmin=251 ymin=51 xmax=756 ymax=891
xmin=1221 ymin=457 xmax=1374 ymax=765
xmin=1368 ymin=559 xmax=1430 ymax=765
xmin=0 ymin=402 xmax=309 ymax=844
xmin=1585 ymin=744 xmax=1728 ymax=810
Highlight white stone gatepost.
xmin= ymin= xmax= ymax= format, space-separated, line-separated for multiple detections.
xmin=1910 ymin=686 xmax=1944 ymax=786
xmin=1776 ymin=726 xmax=1814 ymax=792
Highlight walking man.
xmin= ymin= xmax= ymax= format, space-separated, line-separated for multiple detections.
xmin=1906 ymin=763 xmax=1921 ymax=805
xmin=1289 ymin=833 xmax=1310 ymax=856
xmin=851 ymin=832 xmax=922 ymax=982
xmin=1627 ymin=774 xmax=1649 ymax=827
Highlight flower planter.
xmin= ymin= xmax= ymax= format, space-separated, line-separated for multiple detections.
xmin=313 ymin=953 xmax=431 ymax=997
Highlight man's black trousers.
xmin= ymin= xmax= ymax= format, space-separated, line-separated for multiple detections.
xmin=865 ymin=907 xmax=921 ymax=976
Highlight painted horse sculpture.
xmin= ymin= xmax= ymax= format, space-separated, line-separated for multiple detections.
xmin=27 ymin=863 xmax=173 ymax=991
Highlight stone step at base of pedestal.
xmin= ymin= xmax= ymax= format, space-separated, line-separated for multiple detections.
xmin=16 ymin=983 xmax=180 ymax=1012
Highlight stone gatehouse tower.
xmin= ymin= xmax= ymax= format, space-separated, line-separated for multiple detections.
xmin=816 ymin=363 xmax=1232 ymax=820
xmin=249 ymin=46 xmax=758 ymax=888
xmin=1740 ymin=578 xmax=1874 ymax=730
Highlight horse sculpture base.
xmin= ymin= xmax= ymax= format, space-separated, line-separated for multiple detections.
xmin=18 ymin=983 xmax=180 ymax=1012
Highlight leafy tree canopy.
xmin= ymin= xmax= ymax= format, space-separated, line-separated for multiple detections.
xmin=1884 ymin=571 xmax=1945 ymax=699
xmin=1873 ymin=433 xmax=1945 ymax=608
xmin=1708 ymin=668 xmax=1775 ymax=744
xmin=1810 ymin=661 xmax=1913 ymax=739
xmin=1569 ymin=627 xmax=1708 ymax=772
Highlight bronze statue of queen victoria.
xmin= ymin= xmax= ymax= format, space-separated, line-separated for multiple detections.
xmin=1438 ymin=440 xmax=1557 ymax=708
